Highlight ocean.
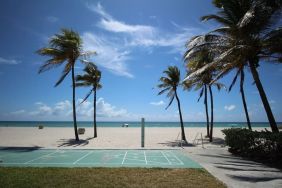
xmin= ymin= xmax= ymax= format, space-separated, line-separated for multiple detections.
xmin=0 ymin=121 xmax=272 ymax=128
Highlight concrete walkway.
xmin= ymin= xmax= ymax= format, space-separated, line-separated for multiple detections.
xmin=185 ymin=146 xmax=282 ymax=188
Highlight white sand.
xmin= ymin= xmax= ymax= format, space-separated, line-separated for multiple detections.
xmin=0 ymin=127 xmax=266 ymax=149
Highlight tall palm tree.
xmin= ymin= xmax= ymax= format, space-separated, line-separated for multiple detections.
xmin=76 ymin=62 xmax=102 ymax=138
xmin=157 ymin=66 xmax=187 ymax=143
xmin=184 ymin=49 xmax=225 ymax=142
xmin=228 ymin=67 xmax=252 ymax=130
xmin=184 ymin=0 xmax=282 ymax=132
xmin=37 ymin=28 xmax=95 ymax=141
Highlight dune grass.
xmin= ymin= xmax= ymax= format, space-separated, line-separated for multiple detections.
xmin=0 ymin=167 xmax=226 ymax=188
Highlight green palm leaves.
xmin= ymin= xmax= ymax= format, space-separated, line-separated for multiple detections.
xmin=37 ymin=28 xmax=96 ymax=141
xmin=184 ymin=0 xmax=282 ymax=133
xmin=158 ymin=66 xmax=187 ymax=142
xmin=37 ymin=29 xmax=82 ymax=87
xmin=76 ymin=62 xmax=102 ymax=138
xmin=76 ymin=63 xmax=102 ymax=103
xmin=158 ymin=66 xmax=180 ymax=109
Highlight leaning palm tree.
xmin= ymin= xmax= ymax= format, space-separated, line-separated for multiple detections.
xmin=184 ymin=0 xmax=282 ymax=132
xmin=228 ymin=67 xmax=252 ymax=130
xmin=184 ymin=49 xmax=225 ymax=142
xmin=76 ymin=62 xmax=102 ymax=138
xmin=37 ymin=28 xmax=96 ymax=141
xmin=157 ymin=66 xmax=187 ymax=143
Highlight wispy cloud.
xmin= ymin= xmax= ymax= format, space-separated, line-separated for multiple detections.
xmin=46 ymin=16 xmax=58 ymax=23
xmin=83 ymin=2 xmax=198 ymax=78
xmin=150 ymin=100 xmax=165 ymax=106
xmin=82 ymin=32 xmax=133 ymax=78
xmin=224 ymin=105 xmax=236 ymax=111
xmin=0 ymin=57 xmax=21 ymax=65
xmin=88 ymin=2 xmax=196 ymax=51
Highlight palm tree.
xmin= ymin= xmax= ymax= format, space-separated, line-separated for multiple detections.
xmin=76 ymin=62 xmax=102 ymax=138
xmin=157 ymin=66 xmax=187 ymax=143
xmin=228 ymin=67 xmax=252 ymax=130
xmin=184 ymin=49 xmax=225 ymax=142
xmin=37 ymin=28 xmax=95 ymax=141
xmin=184 ymin=0 xmax=282 ymax=132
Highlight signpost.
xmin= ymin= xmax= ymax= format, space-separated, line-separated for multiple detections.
xmin=141 ymin=118 xmax=145 ymax=147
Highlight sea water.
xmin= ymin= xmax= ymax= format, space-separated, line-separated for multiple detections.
xmin=0 ymin=121 xmax=272 ymax=128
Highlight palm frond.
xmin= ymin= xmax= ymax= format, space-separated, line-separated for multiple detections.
xmin=54 ymin=63 xmax=71 ymax=87
xmin=158 ymin=87 xmax=170 ymax=95
xmin=80 ymin=89 xmax=93 ymax=104
xmin=165 ymin=95 xmax=175 ymax=110
xmin=197 ymin=87 xmax=204 ymax=102
xmin=228 ymin=69 xmax=240 ymax=92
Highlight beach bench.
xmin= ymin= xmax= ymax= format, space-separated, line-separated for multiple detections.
xmin=78 ymin=128 xmax=85 ymax=135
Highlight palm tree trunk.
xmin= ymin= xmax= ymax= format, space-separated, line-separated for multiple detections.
xmin=71 ymin=65 xmax=79 ymax=141
xmin=175 ymin=89 xmax=187 ymax=142
xmin=248 ymin=59 xmax=279 ymax=133
xmin=208 ymin=85 xmax=213 ymax=142
xmin=204 ymin=84 xmax=210 ymax=137
xmin=93 ymin=87 xmax=97 ymax=138
xmin=240 ymin=69 xmax=251 ymax=130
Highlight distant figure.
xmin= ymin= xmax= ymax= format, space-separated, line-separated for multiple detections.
xmin=122 ymin=123 xmax=129 ymax=127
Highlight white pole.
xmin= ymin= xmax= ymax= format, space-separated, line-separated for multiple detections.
xmin=141 ymin=118 xmax=145 ymax=147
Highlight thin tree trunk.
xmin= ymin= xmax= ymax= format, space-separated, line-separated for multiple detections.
xmin=93 ymin=87 xmax=97 ymax=138
xmin=175 ymin=89 xmax=187 ymax=142
xmin=71 ymin=65 xmax=79 ymax=141
xmin=240 ymin=69 xmax=252 ymax=130
xmin=204 ymin=84 xmax=210 ymax=137
xmin=209 ymin=85 xmax=213 ymax=142
xmin=248 ymin=59 xmax=279 ymax=133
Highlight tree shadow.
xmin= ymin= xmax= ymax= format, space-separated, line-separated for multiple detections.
xmin=193 ymin=137 xmax=225 ymax=147
xmin=158 ymin=140 xmax=195 ymax=148
xmin=215 ymin=165 xmax=281 ymax=173
xmin=227 ymin=175 xmax=282 ymax=183
xmin=57 ymin=138 xmax=93 ymax=147
xmin=0 ymin=146 xmax=42 ymax=152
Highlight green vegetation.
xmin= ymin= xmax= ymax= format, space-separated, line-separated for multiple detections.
xmin=183 ymin=48 xmax=225 ymax=142
xmin=183 ymin=0 xmax=282 ymax=133
xmin=157 ymin=66 xmax=187 ymax=142
xmin=76 ymin=62 xmax=102 ymax=138
xmin=37 ymin=28 xmax=96 ymax=141
xmin=222 ymin=128 xmax=282 ymax=167
xmin=0 ymin=167 xmax=226 ymax=188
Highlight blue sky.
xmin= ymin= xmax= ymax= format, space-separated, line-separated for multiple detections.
xmin=0 ymin=0 xmax=281 ymax=122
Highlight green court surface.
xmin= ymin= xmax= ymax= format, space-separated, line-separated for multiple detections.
xmin=0 ymin=148 xmax=201 ymax=168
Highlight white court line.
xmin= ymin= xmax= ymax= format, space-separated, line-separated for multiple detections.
xmin=144 ymin=151 xmax=147 ymax=165
xmin=73 ymin=151 xmax=93 ymax=164
xmin=121 ymin=151 xmax=128 ymax=165
xmin=0 ymin=162 xmax=184 ymax=165
xmin=24 ymin=150 xmax=59 ymax=164
xmin=167 ymin=151 xmax=184 ymax=165
xmin=161 ymin=151 xmax=171 ymax=165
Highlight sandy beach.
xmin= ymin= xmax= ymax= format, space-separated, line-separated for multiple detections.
xmin=0 ymin=127 xmax=266 ymax=149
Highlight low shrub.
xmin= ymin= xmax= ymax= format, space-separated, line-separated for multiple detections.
xmin=222 ymin=128 xmax=282 ymax=167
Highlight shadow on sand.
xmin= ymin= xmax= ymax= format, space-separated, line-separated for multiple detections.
xmin=57 ymin=137 xmax=94 ymax=147
xmin=158 ymin=137 xmax=225 ymax=148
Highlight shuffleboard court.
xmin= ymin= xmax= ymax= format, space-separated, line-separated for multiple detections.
xmin=0 ymin=148 xmax=201 ymax=168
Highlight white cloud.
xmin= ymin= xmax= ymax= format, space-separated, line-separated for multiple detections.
xmin=96 ymin=98 xmax=128 ymax=117
xmin=224 ymin=105 xmax=236 ymax=111
xmin=86 ymin=2 xmax=198 ymax=55
xmin=7 ymin=98 xmax=129 ymax=120
xmin=46 ymin=16 xmax=58 ymax=23
xmin=150 ymin=100 xmax=165 ymax=106
xmin=82 ymin=32 xmax=133 ymax=78
xmin=0 ymin=57 xmax=21 ymax=65
xmin=10 ymin=110 xmax=26 ymax=115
